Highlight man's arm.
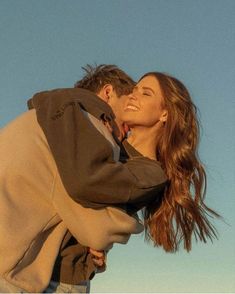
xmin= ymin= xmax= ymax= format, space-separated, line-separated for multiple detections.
xmin=29 ymin=88 xmax=167 ymax=208
xmin=52 ymin=183 xmax=144 ymax=251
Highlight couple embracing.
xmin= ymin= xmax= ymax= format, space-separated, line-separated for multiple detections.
xmin=0 ymin=64 xmax=218 ymax=293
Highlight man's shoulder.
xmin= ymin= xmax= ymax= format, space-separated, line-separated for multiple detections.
xmin=27 ymin=87 xmax=114 ymax=121
xmin=27 ymin=87 xmax=97 ymax=108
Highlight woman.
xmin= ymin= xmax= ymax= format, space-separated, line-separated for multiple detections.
xmin=122 ymin=72 xmax=219 ymax=252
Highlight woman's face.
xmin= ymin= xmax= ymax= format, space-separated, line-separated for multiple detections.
xmin=121 ymin=75 xmax=167 ymax=127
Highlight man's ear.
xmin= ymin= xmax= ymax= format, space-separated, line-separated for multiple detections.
xmin=102 ymin=84 xmax=114 ymax=102
xmin=160 ymin=110 xmax=168 ymax=123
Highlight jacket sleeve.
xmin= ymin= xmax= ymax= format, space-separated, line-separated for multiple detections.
xmin=52 ymin=183 xmax=144 ymax=251
xmin=29 ymin=89 xmax=167 ymax=208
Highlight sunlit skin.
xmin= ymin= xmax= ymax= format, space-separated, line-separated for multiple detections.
xmin=97 ymin=84 xmax=127 ymax=140
xmin=121 ymin=75 xmax=168 ymax=160
xmin=89 ymin=248 xmax=106 ymax=267
xmin=123 ymin=76 xmax=166 ymax=127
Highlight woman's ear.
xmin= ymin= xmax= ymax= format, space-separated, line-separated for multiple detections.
xmin=160 ymin=110 xmax=168 ymax=123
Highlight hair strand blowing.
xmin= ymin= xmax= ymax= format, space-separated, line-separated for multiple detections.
xmin=142 ymin=72 xmax=220 ymax=252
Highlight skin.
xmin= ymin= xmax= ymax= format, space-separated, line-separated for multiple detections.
xmin=121 ymin=75 xmax=168 ymax=160
xmin=97 ymin=84 xmax=128 ymax=140
xmin=122 ymin=75 xmax=167 ymax=128
xmin=89 ymin=248 xmax=106 ymax=267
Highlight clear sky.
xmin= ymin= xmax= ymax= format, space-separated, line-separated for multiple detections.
xmin=0 ymin=0 xmax=234 ymax=293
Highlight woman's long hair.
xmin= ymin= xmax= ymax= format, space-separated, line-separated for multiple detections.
xmin=141 ymin=72 xmax=220 ymax=252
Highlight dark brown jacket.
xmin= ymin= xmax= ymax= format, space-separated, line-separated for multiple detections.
xmin=28 ymin=88 xmax=167 ymax=285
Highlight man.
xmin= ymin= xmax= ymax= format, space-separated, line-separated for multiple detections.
xmin=0 ymin=65 xmax=166 ymax=293
xmin=46 ymin=64 xmax=141 ymax=293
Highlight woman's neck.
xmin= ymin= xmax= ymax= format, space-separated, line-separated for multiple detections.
xmin=127 ymin=127 xmax=159 ymax=161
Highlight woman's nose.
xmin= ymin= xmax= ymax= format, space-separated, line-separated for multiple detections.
xmin=128 ymin=92 xmax=137 ymax=100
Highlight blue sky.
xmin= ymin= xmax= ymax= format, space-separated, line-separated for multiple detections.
xmin=0 ymin=0 xmax=234 ymax=292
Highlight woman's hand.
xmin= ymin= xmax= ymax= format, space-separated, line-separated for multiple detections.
xmin=89 ymin=248 xmax=106 ymax=268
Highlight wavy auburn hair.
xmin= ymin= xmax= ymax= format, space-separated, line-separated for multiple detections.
xmin=141 ymin=72 xmax=220 ymax=252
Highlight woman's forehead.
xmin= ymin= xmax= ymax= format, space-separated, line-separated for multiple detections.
xmin=137 ymin=75 xmax=161 ymax=93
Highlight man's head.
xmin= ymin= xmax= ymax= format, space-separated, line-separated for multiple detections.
xmin=75 ymin=64 xmax=135 ymax=97
xmin=74 ymin=64 xmax=135 ymax=129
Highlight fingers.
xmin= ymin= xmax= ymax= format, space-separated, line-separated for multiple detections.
xmin=92 ymin=257 xmax=104 ymax=267
xmin=89 ymin=248 xmax=106 ymax=268
xmin=89 ymin=248 xmax=105 ymax=259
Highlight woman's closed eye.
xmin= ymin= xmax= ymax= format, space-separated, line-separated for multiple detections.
xmin=142 ymin=91 xmax=152 ymax=96
xmin=141 ymin=86 xmax=155 ymax=96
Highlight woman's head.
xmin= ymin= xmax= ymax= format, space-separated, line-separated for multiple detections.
xmin=129 ymin=72 xmax=219 ymax=252
xmin=122 ymin=72 xmax=199 ymax=154
xmin=138 ymin=72 xmax=199 ymax=165
xmin=122 ymin=75 xmax=167 ymax=129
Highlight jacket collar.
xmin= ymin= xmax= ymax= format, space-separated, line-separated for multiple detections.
xmin=27 ymin=88 xmax=115 ymax=122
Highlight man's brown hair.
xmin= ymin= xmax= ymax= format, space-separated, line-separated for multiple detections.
xmin=74 ymin=64 xmax=135 ymax=96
